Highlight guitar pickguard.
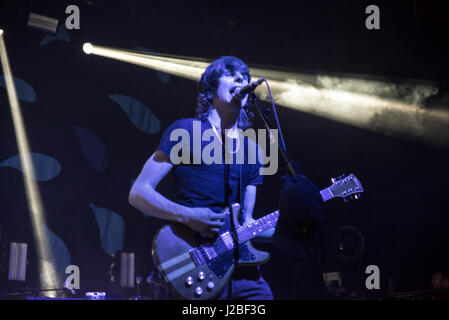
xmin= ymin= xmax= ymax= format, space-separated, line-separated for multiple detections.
xmin=192 ymin=214 xmax=256 ymax=279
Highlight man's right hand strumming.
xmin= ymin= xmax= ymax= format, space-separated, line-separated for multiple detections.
xmin=183 ymin=207 xmax=226 ymax=238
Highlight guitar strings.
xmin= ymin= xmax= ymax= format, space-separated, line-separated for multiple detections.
xmin=205 ymin=212 xmax=280 ymax=260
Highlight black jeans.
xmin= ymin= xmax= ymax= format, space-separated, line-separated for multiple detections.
xmin=216 ymin=266 xmax=274 ymax=300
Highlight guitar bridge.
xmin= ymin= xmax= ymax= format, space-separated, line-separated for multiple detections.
xmin=220 ymin=231 xmax=235 ymax=250
xmin=201 ymin=245 xmax=217 ymax=260
xmin=189 ymin=248 xmax=205 ymax=267
xmin=189 ymin=245 xmax=218 ymax=267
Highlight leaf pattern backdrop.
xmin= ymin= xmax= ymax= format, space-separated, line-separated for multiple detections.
xmin=0 ymin=5 xmax=198 ymax=294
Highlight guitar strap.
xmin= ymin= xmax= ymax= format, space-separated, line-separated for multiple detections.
xmin=219 ymin=134 xmax=231 ymax=299
xmin=239 ymin=158 xmax=244 ymax=223
xmin=222 ymin=133 xmax=231 ymax=207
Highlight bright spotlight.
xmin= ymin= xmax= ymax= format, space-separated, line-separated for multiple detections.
xmin=83 ymin=42 xmax=93 ymax=54
xmin=82 ymin=42 xmax=449 ymax=148
xmin=0 ymin=24 xmax=58 ymax=296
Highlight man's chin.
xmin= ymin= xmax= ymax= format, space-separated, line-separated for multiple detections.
xmin=229 ymin=97 xmax=245 ymax=109
xmin=230 ymin=102 xmax=243 ymax=111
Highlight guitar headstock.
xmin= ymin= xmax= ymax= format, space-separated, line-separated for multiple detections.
xmin=328 ymin=173 xmax=364 ymax=201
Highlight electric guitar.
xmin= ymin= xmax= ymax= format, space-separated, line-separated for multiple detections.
xmin=152 ymin=173 xmax=363 ymax=299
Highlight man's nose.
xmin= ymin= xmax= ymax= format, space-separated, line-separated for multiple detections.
xmin=235 ymin=77 xmax=247 ymax=85
xmin=234 ymin=73 xmax=246 ymax=84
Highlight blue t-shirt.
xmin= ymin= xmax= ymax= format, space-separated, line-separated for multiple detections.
xmin=157 ymin=118 xmax=263 ymax=214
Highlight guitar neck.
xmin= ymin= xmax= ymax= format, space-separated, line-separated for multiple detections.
xmin=235 ymin=210 xmax=279 ymax=243
xmin=235 ymin=186 xmax=335 ymax=243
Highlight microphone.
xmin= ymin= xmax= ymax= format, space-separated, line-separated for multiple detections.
xmin=233 ymin=78 xmax=265 ymax=100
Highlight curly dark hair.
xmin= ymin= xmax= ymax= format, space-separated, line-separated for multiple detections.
xmin=196 ymin=56 xmax=254 ymax=130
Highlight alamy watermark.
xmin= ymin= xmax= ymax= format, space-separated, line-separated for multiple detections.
xmin=65 ymin=4 xmax=381 ymax=31
xmin=168 ymin=120 xmax=279 ymax=175
xmin=365 ymin=5 xmax=380 ymax=30
xmin=365 ymin=265 xmax=380 ymax=290
xmin=65 ymin=5 xmax=80 ymax=30
xmin=64 ymin=264 xmax=80 ymax=290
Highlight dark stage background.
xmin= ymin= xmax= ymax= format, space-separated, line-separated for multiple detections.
xmin=0 ymin=0 xmax=448 ymax=299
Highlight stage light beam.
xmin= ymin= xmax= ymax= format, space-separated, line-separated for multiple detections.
xmin=0 ymin=30 xmax=59 ymax=296
xmin=82 ymin=42 xmax=449 ymax=148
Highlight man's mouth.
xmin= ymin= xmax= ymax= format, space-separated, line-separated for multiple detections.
xmin=230 ymin=86 xmax=243 ymax=99
xmin=230 ymin=86 xmax=238 ymax=95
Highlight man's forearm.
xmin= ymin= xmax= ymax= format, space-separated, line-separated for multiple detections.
xmin=129 ymin=183 xmax=192 ymax=224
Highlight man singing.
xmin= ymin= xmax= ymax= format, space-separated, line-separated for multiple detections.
xmin=129 ymin=56 xmax=274 ymax=299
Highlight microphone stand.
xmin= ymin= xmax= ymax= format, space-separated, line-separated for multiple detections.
xmin=250 ymin=92 xmax=311 ymax=299
xmin=250 ymin=93 xmax=296 ymax=178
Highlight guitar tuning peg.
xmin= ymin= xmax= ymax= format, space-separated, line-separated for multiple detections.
xmin=343 ymin=197 xmax=349 ymax=203
xmin=331 ymin=177 xmax=336 ymax=183
xmin=354 ymin=194 xmax=361 ymax=200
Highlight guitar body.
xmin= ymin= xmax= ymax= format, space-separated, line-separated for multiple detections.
xmin=152 ymin=174 xmax=363 ymax=300
xmin=152 ymin=204 xmax=270 ymax=300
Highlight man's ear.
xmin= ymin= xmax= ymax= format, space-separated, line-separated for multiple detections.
xmin=208 ymin=91 xmax=216 ymax=100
